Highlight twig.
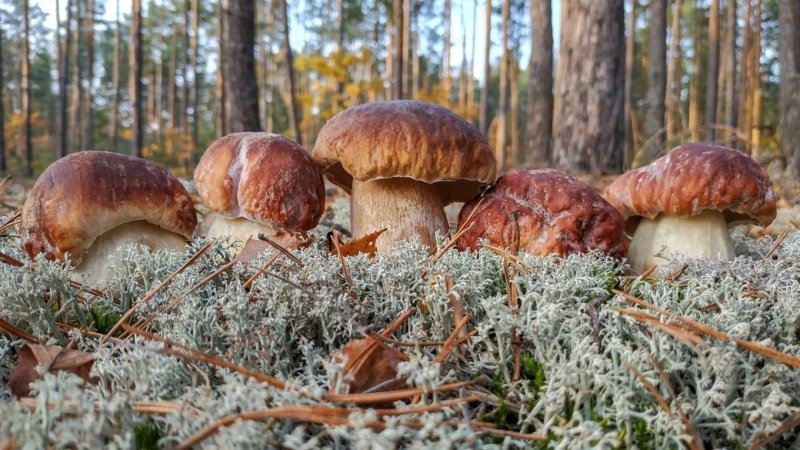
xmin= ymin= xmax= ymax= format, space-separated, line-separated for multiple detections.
xmin=759 ymin=226 xmax=793 ymax=265
xmin=0 ymin=317 xmax=39 ymax=343
xmin=0 ymin=250 xmax=23 ymax=267
xmin=258 ymin=234 xmax=304 ymax=266
xmin=431 ymin=198 xmax=484 ymax=264
xmin=242 ymin=252 xmax=281 ymax=290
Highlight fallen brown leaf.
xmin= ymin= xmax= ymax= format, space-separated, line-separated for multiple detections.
xmin=8 ymin=344 xmax=99 ymax=397
xmin=328 ymin=228 xmax=387 ymax=258
xmin=233 ymin=232 xmax=314 ymax=264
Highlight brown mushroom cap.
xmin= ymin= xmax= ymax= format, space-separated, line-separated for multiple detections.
xmin=457 ymin=169 xmax=630 ymax=258
xmin=21 ymin=151 xmax=197 ymax=265
xmin=194 ymin=132 xmax=325 ymax=232
xmin=312 ymin=100 xmax=497 ymax=204
xmin=604 ymin=143 xmax=777 ymax=230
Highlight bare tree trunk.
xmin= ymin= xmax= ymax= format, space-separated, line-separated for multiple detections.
xmin=623 ymin=0 xmax=636 ymax=168
xmin=553 ymin=0 xmax=625 ymax=174
xmin=467 ymin=0 xmax=478 ymax=123
xmin=495 ymin=0 xmax=509 ymax=169
xmin=85 ymin=0 xmax=95 ymax=150
xmin=412 ymin=27 xmax=420 ymax=99
xmin=403 ymin=0 xmax=410 ymax=97
xmin=479 ymin=0 xmax=491 ymax=134
xmin=0 ymin=24 xmax=6 ymax=172
xmin=281 ymin=0 xmax=301 ymax=144
xmin=190 ymin=0 xmax=199 ymax=146
xmin=665 ymin=0 xmax=682 ymax=143
xmin=182 ymin=0 xmax=191 ymax=133
xmin=509 ymin=56 xmax=520 ymax=166
xmin=705 ymin=0 xmax=720 ymax=141
xmin=73 ymin=0 xmax=84 ymax=152
xmin=689 ymin=4 xmax=702 ymax=142
xmin=336 ymin=0 xmax=345 ymax=101
xmin=22 ymin=0 xmax=32 ymax=175
xmin=155 ymin=17 xmax=164 ymax=144
xmin=130 ymin=0 xmax=144 ymax=157
xmin=216 ymin=0 xmax=228 ymax=136
xmin=385 ymin=14 xmax=394 ymax=100
xmin=525 ymin=0 xmax=554 ymax=167
xmin=750 ymin=0 xmax=763 ymax=155
xmin=228 ymin=0 xmax=261 ymax=132
xmin=738 ymin=0 xmax=753 ymax=151
xmin=643 ymin=0 xmax=667 ymax=163
xmin=721 ymin=0 xmax=737 ymax=142
xmin=780 ymin=0 xmax=800 ymax=176
xmin=168 ymin=33 xmax=178 ymax=130
xmin=59 ymin=0 xmax=74 ymax=157
xmin=393 ymin=0 xmax=404 ymax=100
xmin=443 ymin=0 xmax=451 ymax=101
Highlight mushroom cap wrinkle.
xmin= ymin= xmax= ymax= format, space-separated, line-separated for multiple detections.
xmin=194 ymin=132 xmax=326 ymax=233
xmin=312 ymin=100 xmax=497 ymax=204
xmin=21 ymin=151 xmax=197 ymax=266
xmin=457 ymin=169 xmax=630 ymax=258
xmin=604 ymin=143 xmax=776 ymax=231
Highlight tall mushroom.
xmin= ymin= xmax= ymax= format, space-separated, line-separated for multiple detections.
xmin=457 ymin=169 xmax=630 ymax=258
xmin=312 ymin=100 xmax=497 ymax=252
xmin=21 ymin=151 xmax=197 ymax=284
xmin=604 ymin=143 xmax=776 ymax=273
xmin=194 ymin=133 xmax=325 ymax=250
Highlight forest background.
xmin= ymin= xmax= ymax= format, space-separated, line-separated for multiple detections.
xmin=0 ymin=0 xmax=799 ymax=180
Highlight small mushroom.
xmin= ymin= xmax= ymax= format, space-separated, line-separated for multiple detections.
xmin=603 ymin=143 xmax=776 ymax=273
xmin=21 ymin=151 xmax=198 ymax=284
xmin=193 ymin=133 xmax=325 ymax=251
xmin=457 ymin=169 xmax=630 ymax=258
xmin=312 ymin=100 xmax=497 ymax=252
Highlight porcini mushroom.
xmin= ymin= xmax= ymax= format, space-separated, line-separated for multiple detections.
xmin=457 ymin=169 xmax=630 ymax=258
xmin=193 ymin=133 xmax=325 ymax=251
xmin=312 ymin=100 xmax=497 ymax=252
xmin=603 ymin=143 xmax=776 ymax=273
xmin=21 ymin=151 xmax=197 ymax=284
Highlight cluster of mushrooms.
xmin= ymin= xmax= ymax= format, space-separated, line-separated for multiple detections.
xmin=19 ymin=100 xmax=777 ymax=284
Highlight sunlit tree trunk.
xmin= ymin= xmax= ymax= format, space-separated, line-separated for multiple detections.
xmin=509 ymin=56 xmax=520 ymax=166
xmin=336 ymin=0 xmax=345 ymax=102
xmin=738 ymin=0 xmax=753 ymax=152
xmin=526 ymin=0 xmax=554 ymax=167
xmin=393 ymin=0 xmax=404 ymax=99
xmin=780 ymin=0 xmax=800 ymax=177
xmin=59 ymin=0 xmax=74 ymax=157
xmin=22 ymin=0 xmax=32 ymax=175
xmin=181 ymin=0 xmax=191 ymax=133
xmin=168 ymin=33 xmax=177 ymax=130
xmin=720 ymin=0 xmax=737 ymax=142
xmin=443 ymin=0 xmax=451 ymax=101
xmin=412 ymin=27 xmax=420 ymax=99
xmin=467 ymin=0 xmax=477 ymax=124
xmin=705 ymin=0 xmax=720 ymax=141
xmin=281 ymin=0 xmax=301 ymax=144
xmin=479 ymin=0 xmax=491 ymax=134
xmin=154 ymin=14 xmax=164 ymax=144
xmin=190 ymin=0 xmax=199 ymax=146
xmin=403 ymin=0 xmax=410 ymax=98
xmin=228 ymin=0 xmax=261 ymax=132
xmin=85 ymin=0 xmax=95 ymax=150
xmin=688 ymin=4 xmax=702 ymax=142
xmin=643 ymin=0 xmax=667 ymax=163
xmin=216 ymin=0 xmax=228 ymax=136
xmin=495 ymin=0 xmax=509 ymax=169
xmin=553 ymin=0 xmax=625 ymax=174
xmin=665 ymin=0 xmax=683 ymax=143
xmin=750 ymin=0 xmax=763 ymax=155
xmin=0 ymin=23 xmax=6 ymax=172
xmin=385 ymin=14 xmax=393 ymax=100
xmin=130 ymin=0 xmax=143 ymax=157
xmin=623 ymin=0 xmax=636 ymax=168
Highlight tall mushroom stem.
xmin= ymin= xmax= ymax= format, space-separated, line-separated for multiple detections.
xmin=350 ymin=178 xmax=450 ymax=252
xmin=627 ymin=209 xmax=735 ymax=273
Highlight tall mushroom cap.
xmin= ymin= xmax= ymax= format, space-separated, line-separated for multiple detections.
xmin=194 ymin=132 xmax=326 ymax=234
xmin=21 ymin=151 xmax=197 ymax=266
xmin=312 ymin=100 xmax=497 ymax=204
xmin=457 ymin=169 xmax=630 ymax=258
xmin=604 ymin=143 xmax=776 ymax=229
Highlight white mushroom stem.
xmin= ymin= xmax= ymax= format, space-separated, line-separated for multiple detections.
xmin=350 ymin=178 xmax=449 ymax=253
xmin=75 ymin=221 xmax=189 ymax=285
xmin=206 ymin=215 xmax=278 ymax=252
xmin=627 ymin=209 xmax=735 ymax=273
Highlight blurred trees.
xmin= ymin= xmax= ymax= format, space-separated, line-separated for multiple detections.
xmin=0 ymin=0 xmax=793 ymax=177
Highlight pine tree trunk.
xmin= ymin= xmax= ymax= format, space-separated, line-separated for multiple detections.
xmin=228 ymin=0 xmax=261 ymax=132
xmin=190 ymin=0 xmax=199 ymax=146
xmin=467 ymin=0 xmax=478 ymax=124
xmin=665 ymin=0 xmax=683 ymax=143
xmin=22 ymin=0 xmax=32 ymax=176
xmin=688 ymin=4 xmax=702 ymax=142
xmin=495 ymin=0 xmax=509 ymax=169
xmin=0 ymin=23 xmax=6 ymax=172
xmin=780 ymin=0 xmax=800 ymax=176
xmin=412 ymin=27 xmax=420 ymax=99
xmin=281 ymin=0 xmax=301 ymax=144
xmin=643 ymin=0 xmax=667 ymax=163
xmin=393 ymin=0 xmax=404 ymax=100
xmin=479 ymin=0 xmax=491 ymax=134
xmin=85 ymin=0 xmax=95 ymax=150
xmin=403 ymin=0 xmax=410 ymax=97
xmin=216 ymin=0 xmax=228 ymax=137
xmin=509 ymin=56 xmax=520 ymax=166
xmin=722 ymin=0 xmax=737 ymax=141
xmin=553 ymin=0 xmax=625 ymax=174
xmin=623 ymin=0 xmax=636 ymax=168
xmin=72 ymin=0 xmax=84 ymax=152
xmin=154 ymin=24 xmax=164 ymax=144
xmin=705 ymin=0 xmax=720 ymax=141
xmin=750 ymin=0 xmax=762 ymax=155
xmin=59 ymin=0 xmax=74 ymax=157
xmin=385 ymin=14 xmax=393 ymax=100
xmin=182 ymin=0 xmax=190 ymax=133
xmin=130 ymin=0 xmax=144 ymax=157
xmin=525 ymin=0 xmax=554 ymax=167
xmin=168 ymin=33 xmax=177 ymax=130
xmin=443 ymin=0 xmax=451 ymax=101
